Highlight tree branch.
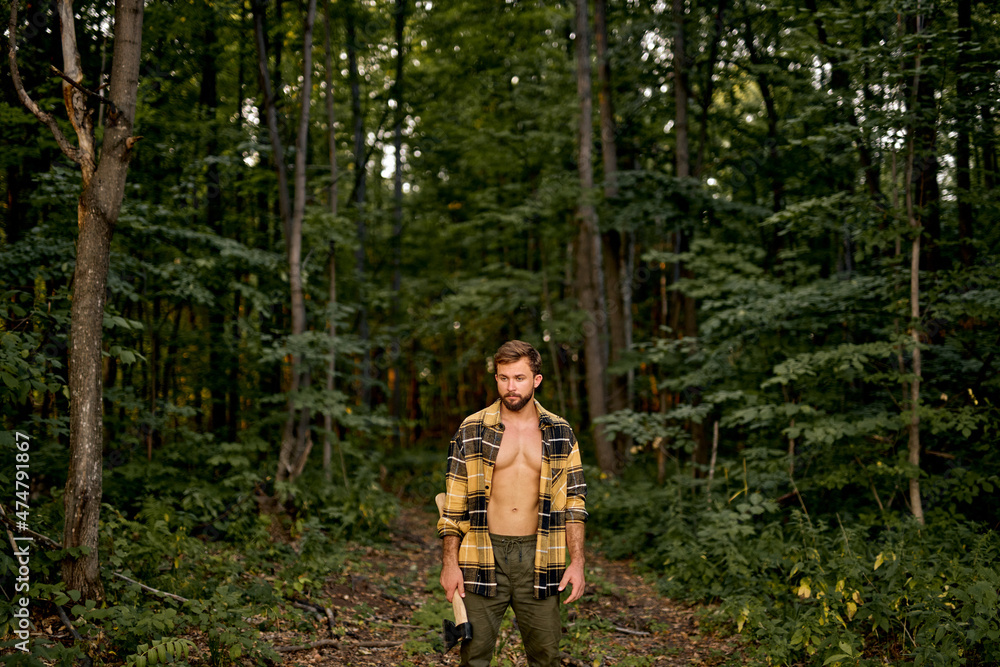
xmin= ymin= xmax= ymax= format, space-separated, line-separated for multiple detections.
xmin=50 ymin=65 xmax=118 ymax=114
xmin=7 ymin=0 xmax=81 ymax=164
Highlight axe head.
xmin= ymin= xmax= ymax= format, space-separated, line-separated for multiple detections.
xmin=442 ymin=618 xmax=473 ymax=651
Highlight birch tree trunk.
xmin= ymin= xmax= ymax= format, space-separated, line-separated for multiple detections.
xmin=9 ymin=0 xmax=145 ymax=600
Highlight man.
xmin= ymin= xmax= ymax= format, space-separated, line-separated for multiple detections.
xmin=437 ymin=340 xmax=588 ymax=667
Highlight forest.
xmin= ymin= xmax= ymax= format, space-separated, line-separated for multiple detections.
xmin=2 ymin=0 xmax=999 ymax=664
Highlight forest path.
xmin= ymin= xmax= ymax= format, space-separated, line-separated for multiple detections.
xmin=269 ymin=503 xmax=739 ymax=666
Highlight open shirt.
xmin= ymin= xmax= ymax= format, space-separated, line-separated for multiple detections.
xmin=437 ymin=398 xmax=588 ymax=599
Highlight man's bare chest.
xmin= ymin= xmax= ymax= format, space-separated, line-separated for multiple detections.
xmin=494 ymin=425 xmax=543 ymax=473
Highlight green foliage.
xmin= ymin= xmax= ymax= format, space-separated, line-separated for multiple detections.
xmin=590 ymin=472 xmax=1000 ymax=667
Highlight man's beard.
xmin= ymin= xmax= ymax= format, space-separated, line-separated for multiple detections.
xmin=502 ymin=388 xmax=534 ymax=412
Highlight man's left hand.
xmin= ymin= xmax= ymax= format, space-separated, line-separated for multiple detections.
xmin=558 ymin=560 xmax=586 ymax=603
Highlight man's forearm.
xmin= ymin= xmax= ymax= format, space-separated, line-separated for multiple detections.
xmin=443 ymin=535 xmax=461 ymax=567
xmin=567 ymin=522 xmax=585 ymax=566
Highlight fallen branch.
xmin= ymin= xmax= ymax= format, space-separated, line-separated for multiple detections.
xmin=54 ymin=606 xmax=94 ymax=667
xmin=274 ymin=638 xmax=404 ymax=653
xmin=112 ymin=572 xmax=189 ymax=603
xmin=380 ymin=590 xmax=416 ymax=607
xmin=325 ymin=606 xmax=337 ymax=639
xmin=614 ymin=625 xmax=651 ymax=636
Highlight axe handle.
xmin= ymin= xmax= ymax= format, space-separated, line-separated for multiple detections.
xmin=452 ymin=589 xmax=469 ymax=625
xmin=436 ymin=493 xmax=471 ymax=626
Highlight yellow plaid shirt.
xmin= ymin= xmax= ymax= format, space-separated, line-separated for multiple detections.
xmin=436 ymin=398 xmax=588 ymax=599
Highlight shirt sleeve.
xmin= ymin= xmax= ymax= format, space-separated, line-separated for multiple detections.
xmin=437 ymin=428 xmax=471 ymax=538
xmin=564 ymin=428 xmax=588 ymax=524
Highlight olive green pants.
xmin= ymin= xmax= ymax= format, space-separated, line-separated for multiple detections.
xmin=460 ymin=534 xmax=561 ymax=667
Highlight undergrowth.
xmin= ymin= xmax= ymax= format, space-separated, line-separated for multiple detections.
xmin=0 ymin=435 xmax=399 ymax=665
xmin=589 ymin=459 xmax=1000 ymax=667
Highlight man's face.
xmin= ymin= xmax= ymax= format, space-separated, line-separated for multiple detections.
xmin=495 ymin=358 xmax=542 ymax=413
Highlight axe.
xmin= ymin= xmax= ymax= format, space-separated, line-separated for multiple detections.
xmin=435 ymin=493 xmax=473 ymax=651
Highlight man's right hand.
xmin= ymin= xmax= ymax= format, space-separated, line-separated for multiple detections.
xmin=440 ymin=562 xmax=465 ymax=603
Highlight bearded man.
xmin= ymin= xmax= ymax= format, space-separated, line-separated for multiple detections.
xmin=437 ymin=340 xmax=588 ymax=667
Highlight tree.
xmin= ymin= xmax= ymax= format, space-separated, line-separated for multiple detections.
xmin=251 ymin=0 xmax=319 ymax=484
xmin=574 ymin=0 xmax=615 ymax=475
xmin=8 ymin=0 xmax=145 ymax=599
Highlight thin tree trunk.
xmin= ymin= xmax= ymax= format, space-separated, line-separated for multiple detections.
xmin=390 ymin=0 xmax=407 ymax=427
xmin=673 ymin=0 xmax=689 ymax=181
xmin=322 ymin=0 xmax=345 ymax=486
xmin=346 ymin=0 xmax=371 ymax=407
xmin=672 ymin=0 xmax=708 ymax=473
xmin=574 ymin=0 xmax=614 ymax=475
xmin=251 ymin=0 xmax=292 ymax=232
xmin=9 ymin=0 xmax=145 ymax=601
xmin=595 ymin=0 xmax=631 ymax=464
xmin=904 ymin=19 xmax=925 ymax=526
xmin=277 ymin=0 xmax=319 ymax=482
xmin=956 ymin=0 xmax=974 ymax=267
xmin=694 ymin=0 xmax=728 ymax=178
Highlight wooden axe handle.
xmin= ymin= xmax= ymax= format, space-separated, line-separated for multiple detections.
xmin=435 ymin=493 xmax=470 ymax=624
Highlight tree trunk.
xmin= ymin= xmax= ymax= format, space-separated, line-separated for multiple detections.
xmin=322 ymin=0 xmax=345 ymax=485
xmin=9 ymin=0 xmax=145 ymax=600
xmin=390 ymin=0 xmax=407 ymax=427
xmin=956 ymin=0 xmax=974 ymax=267
xmin=904 ymin=14 xmax=927 ymax=526
xmin=694 ymin=0 xmax=728 ymax=178
xmin=594 ymin=0 xmax=631 ymax=464
xmin=574 ymin=0 xmax=614 ymax=475
xmin=346 ymin=0 xmax=371 ymax=407
xmin=672 ymin=0 xmax=708 ymax=473
xmin=276 ymin=0 xmax=318 ymax=483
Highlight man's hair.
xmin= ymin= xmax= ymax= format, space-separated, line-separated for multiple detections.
xmin=494 ymin=340 xmax=542 ymax=376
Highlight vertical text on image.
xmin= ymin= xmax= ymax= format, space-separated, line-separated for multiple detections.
xmin=12 ymin=431 xmax=33 ymax=652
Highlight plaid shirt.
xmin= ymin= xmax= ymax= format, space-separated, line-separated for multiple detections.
xmin=436 ymin=398 xmax=588 ymax=599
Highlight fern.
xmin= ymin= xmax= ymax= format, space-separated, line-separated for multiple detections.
xmin=125 ymin=637 xmax=196 ymax=666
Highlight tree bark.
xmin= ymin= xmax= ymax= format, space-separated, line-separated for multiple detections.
xmin=9 ymin=0 xmax=145 ymax=600
xmin=574 ymin=0 xmax=614 ymax=475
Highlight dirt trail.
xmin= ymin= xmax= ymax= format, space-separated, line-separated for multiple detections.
xmin=269 ymin=504 xmax=739 ymax=666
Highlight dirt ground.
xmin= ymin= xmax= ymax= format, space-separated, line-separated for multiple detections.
xmin=264 ymin=504 xmax=740 ymax=667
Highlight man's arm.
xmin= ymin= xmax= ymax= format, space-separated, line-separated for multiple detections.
xmin=558 ymin=521 xmax=586 ymax=603
xmin=440 ymin=535 xmax=465 ymax=602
